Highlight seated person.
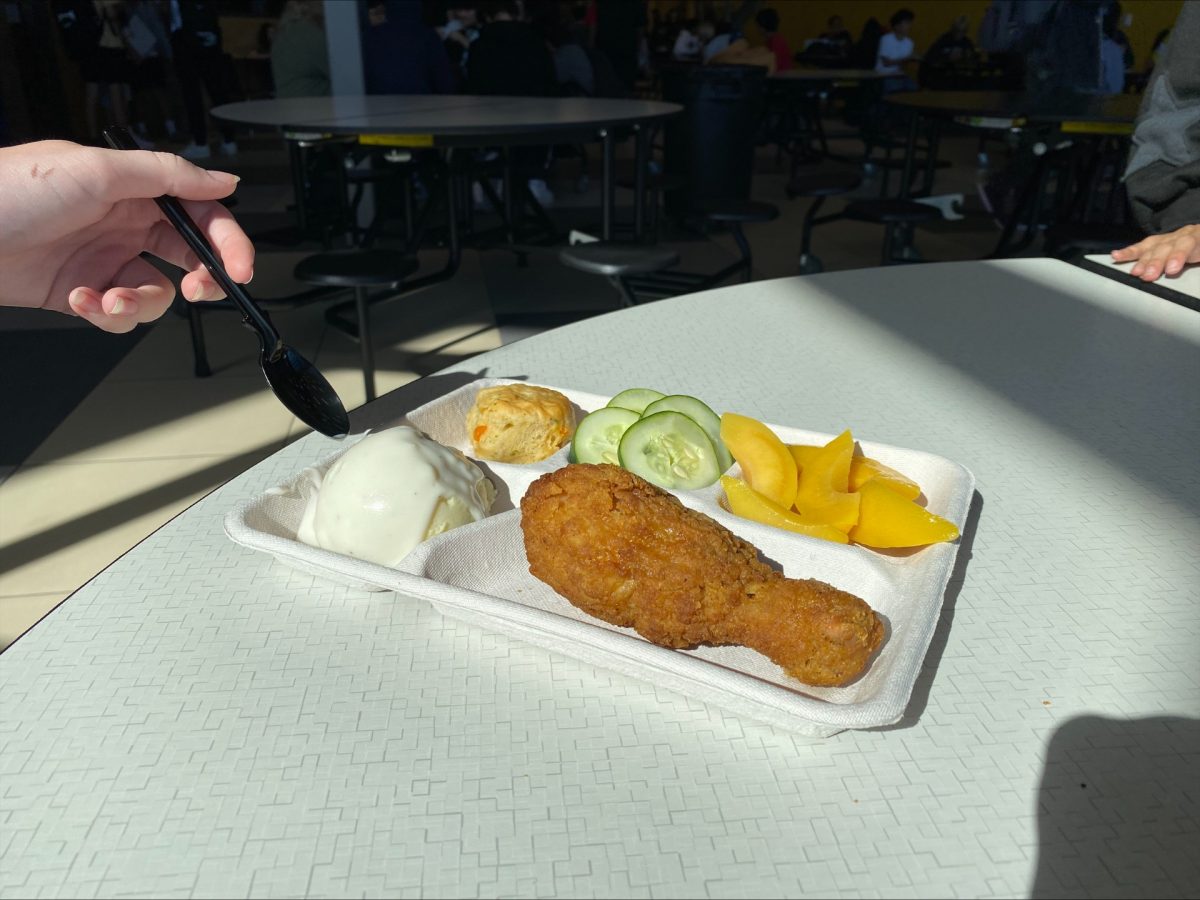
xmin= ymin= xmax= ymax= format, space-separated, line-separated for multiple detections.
xmin=466 ymin=1 xmax=556 ymax=96
xmin=1111 ymin=0 xmax=1200 ymax=281
xmin=672 ymin=19 xmax=702 ymax=61
xmin=919 ymin=14 xmax=975 ymax=86
xmin=702 ymin=20 xmax=735 ymax=63
xmin=820 ymin=15 xmax=853 ymax=50
xmin=755 ymin=7 xmax=792 ymax=72
xmin=270 ymin=0 xmax=330 ymax=98
xmin=362 ymin=0 xmax=454 ymax=94
xmin=876 ymin=8 xmax=918 ymax=92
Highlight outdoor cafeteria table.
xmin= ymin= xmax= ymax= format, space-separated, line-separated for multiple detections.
xmin=2 ymin=259 xmax=1197 ymax=898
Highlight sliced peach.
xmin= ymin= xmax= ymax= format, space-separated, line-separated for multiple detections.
xmin=719 ymin=412 xmax=797 ymax=508
xmin=849 ymin=479 xmax=960 ymax=549
xmin=793 ymin=430 xmax=860 ymax=532
xmin=791 ymin=444 xmax=922 ymax=501
xmin=848 ymin=456 xmax=922 ymax=501
xmin=721 ymin=476 xmax=849 ymax=544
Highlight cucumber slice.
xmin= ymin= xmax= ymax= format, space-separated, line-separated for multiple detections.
xmin=572 ymin=407 xmax=641 ymax=465
xmin=642 ymin=394 xmax=734 ymax=474
xmin=607 ymin=387 xmax=665 ymax=415
xmin=618 ymin=411 xmax=721 ymax=490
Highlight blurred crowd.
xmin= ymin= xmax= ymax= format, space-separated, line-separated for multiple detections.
xmin=49 ymin=0 xmax=1164 ymax=158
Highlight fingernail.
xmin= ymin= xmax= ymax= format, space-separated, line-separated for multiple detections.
xmin=209 ymin=170 xmax=240 ymax=185
xmin=190 ymin=282 xmax=209 ymax=302
xmin=1167 ymin=260 xmax=1182 ymax=274
xmin=68 ymin=290 xmax=99 ymax=314
xmin=246 ymin=268 xmax=254 ymax=284
xmin=110 ymin=296 xmax=137 ymax=316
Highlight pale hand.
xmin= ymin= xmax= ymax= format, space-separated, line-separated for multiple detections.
xmin=1111 ymin=224 xmax=1200 ymax=282
xmin=0 ymin=141 xmax=254 ymax=333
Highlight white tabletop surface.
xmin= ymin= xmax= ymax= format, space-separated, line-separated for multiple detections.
xmin=2 ymin=259 xmax=1198 ymax=898
xmin=211 ymin=95 xmax=682 ymax=136
xmin=1084 ymin=252 xmax=1200 ymax=302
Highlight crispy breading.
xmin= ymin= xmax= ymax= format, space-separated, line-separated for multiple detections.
xmin=520 ymin=464 xmax=885 ymax=687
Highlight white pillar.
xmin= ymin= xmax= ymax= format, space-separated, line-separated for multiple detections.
xmin=323 ymin=0 xmax=364 ymax=97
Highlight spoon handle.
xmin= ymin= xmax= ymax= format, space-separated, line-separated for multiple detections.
xmin=102 ymin=126 xmax=282 ymax=349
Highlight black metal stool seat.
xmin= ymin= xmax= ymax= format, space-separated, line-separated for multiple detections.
xmin=293 ymin=249 xmax=419 ymax=403
xmin=843 ymin=198 xmax=941 ymax=224
xmin=841 ymin=199 xmax=940 ymax=266
xmin=699 ymin=200 xmax=780 ymax=224
xmin=559 ymin=243 xmax=680 ymax=277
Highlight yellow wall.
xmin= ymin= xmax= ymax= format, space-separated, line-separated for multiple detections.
xmin=653 ymin=0 xmax=1186 ymax=74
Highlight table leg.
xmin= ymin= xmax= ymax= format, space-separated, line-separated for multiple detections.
xmin=601 ymin=128 xmax=614 ymax=241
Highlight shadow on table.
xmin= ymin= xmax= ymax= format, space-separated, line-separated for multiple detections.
xmin=819 ymin=263 xmax=1200 ymax=517
xmin=1030 ymin=714 xmax=1200 ymax=898
xmin=872 ymin=489 xmax=983 ymax=732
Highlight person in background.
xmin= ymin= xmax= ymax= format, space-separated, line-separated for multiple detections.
xmin=592 ymin=0 xmax=646 ymax=92
xmin=169 ymin=0 xmax=238 ymax=159
xmin=124 ymin=0 xmax=179 ymax=142
xmin=820 ymin=15 xmax=853 ymax=50
xmin=0 ymin=140 xmax=252 ymax=333
xmin=671 ymin=18 xmax=701 ymax=61
xmin=919 ymin=13 xmax=974 ymax=86
xmin=58 ymin=0 xmax=142 ymax=145
xmin=269 ymin=0 xmax=330 ymax=98
xmin=1099 ymin=1 xmax=1126 ymax=95
xmin=1111 ymin=0 xmax=1200 ymax=281
xmin=702 ymin=20 xmax=735 ymax=63
xmin=926 ymin=14 xmax=974 ymax=63
xmin=362 ymin=0 xmax=454 ymax=95
xmin=875 ymin=8 xmax=917 ymax=92
xmin=466 ymin=1 xmax=558 ymax=206
xmin=439 ymin=4 xmax=481 ymax=82
xmin=755 ymin=7 xmax=792 ymax=72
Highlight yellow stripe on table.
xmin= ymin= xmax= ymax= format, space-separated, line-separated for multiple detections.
xmin=358 ymin=134 xmax=435 ymax=147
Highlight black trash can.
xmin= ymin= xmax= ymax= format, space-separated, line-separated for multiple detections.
xmin=660 ymin=63 xmax=767 ymax=217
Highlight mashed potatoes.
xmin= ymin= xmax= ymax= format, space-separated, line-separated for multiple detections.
xmin=296 ymin=426 xmax=495 ymax=566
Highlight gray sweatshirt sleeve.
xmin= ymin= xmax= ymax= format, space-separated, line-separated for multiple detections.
xmin=1124 ymin=1 xmax=1200 ymax=233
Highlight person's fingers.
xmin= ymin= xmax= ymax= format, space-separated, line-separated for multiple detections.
xmin=181 ymin=199 xmax=255 ymax=284
xmin=1160 ymin=235 xmax=1198 ymax=277
xmin=66 ymin=259 xmax=176 ymax=333
xmin=97 ymin=148 xmax=240 ymax=204
xmin=1110 ymin=242 xmax=1144 ymax=261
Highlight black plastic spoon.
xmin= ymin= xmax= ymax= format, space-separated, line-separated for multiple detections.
xmin=103 ymin=126 xmax=349 ymax=439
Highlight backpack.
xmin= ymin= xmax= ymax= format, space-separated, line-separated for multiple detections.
xmin=53 ymin=0 xmax=102 ymax=61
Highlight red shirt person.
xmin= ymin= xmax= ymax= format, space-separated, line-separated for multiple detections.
xmin=756 ymin=7 xmax=792 ymax=71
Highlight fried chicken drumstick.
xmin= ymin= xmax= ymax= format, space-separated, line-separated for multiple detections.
xmin=520 ymin=464 xmax=885 ymax=686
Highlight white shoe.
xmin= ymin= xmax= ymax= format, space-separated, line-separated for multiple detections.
xmin=181 ymin=142 xmax=211 ymax=160
xmin=218 ymin=140 xmax=238 ymax=157
xmin=527 ymin=178 xmax=555 ymax=208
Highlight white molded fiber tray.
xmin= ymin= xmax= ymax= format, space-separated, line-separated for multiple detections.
xmin=226 ymin=378 xmax=975 ymax=737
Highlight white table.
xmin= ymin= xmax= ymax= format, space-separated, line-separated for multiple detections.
xmin=2 ymin=259 xmax=1197 ymax=898
xmin=1082 ymin=253 xmax=1200 ymax=309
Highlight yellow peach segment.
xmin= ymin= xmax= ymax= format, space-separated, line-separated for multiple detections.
xmin=719 ymin=412 xmax=797 ymax=508
xmin=848 ymin=479 xmax=960 ymax=549
xmin=848 ymin=456 xmax=922 ymax=501
xmin=721 ymin=476 xmax=850 ymax=544
xmin=793 ymin=430 xmax=861 ymax=532
xmin=792 ymin=443 xmax=923 ymax=502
